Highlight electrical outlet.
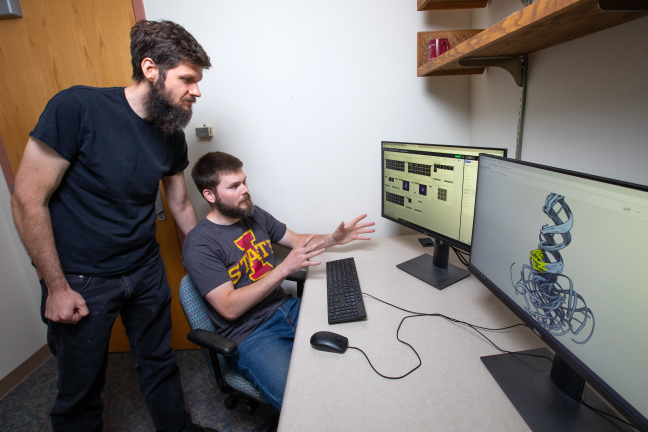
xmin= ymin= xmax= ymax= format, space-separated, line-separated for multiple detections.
xmin=195 ymin=126 xmax=213 ymax=138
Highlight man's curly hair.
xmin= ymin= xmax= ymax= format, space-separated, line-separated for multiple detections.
xmin=130 ymin=20 xmax=211 ymax=82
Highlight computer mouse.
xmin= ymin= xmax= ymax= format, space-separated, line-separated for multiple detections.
xmin=310 ymin=331 xmax=348 ymax=354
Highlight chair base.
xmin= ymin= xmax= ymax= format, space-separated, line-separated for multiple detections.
xmin=260 ymin=410 xmax=280 ymax=432
xmin=224 ymin=392 xmax=279 ymax=432
xmin=224 ymin=391 xmax=261 ymax=415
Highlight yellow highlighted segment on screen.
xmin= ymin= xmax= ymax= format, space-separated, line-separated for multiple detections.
xmin=530 ymin=249 xmax=547 ymax=272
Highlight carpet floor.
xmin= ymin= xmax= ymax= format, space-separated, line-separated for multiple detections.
xmin=0 ymin=350 xmax=276 ymax=431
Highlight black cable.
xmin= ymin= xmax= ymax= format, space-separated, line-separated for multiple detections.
xmin=360 ymin=292 xmax=637 ymax=429
xmin=451 ymin=245 xmax=470 ymax=267
xmin=363 ymin=292 xmax=525 ymax=332
xmin=363 ymin=292 xmax=554 ymax=364
xmin=349 ymin=315 xmax=423 ymax=379
xmin=580 ymin=399 xmax=638 ymax=430
xmin=347 ymin=312 xmax=425 ymax=379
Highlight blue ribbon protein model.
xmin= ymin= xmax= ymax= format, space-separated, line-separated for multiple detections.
xmin=510 ymin=193 xmax=595 ymax=344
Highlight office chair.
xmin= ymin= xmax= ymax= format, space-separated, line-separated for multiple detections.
xmin=178 ymin=270 xmax=305 ymax=426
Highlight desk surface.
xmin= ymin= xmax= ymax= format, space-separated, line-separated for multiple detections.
xmin=278 ymin=234 xmax=545 ymax=431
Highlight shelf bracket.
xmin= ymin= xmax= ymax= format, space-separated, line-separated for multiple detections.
xmin=599 ymin=0 xmax=648 ymax=10
xmin=459 ymin=56 xmax=525 ymax=87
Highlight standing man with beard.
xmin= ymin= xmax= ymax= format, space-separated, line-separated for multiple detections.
xmin=11 ymin=21 xmax=217 ymax=432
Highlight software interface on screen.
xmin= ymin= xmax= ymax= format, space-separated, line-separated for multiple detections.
xmin=382 ymin=142 xmax=506 ymax=246
xmin=471 ymin=156 xmax=648 ymax=424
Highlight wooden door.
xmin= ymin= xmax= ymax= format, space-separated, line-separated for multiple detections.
xmin=0 ymin=0 xmax=196 ymax=351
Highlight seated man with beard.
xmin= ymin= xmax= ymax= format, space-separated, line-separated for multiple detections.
xmin=182 ymin=151 xmax=375 ymax=411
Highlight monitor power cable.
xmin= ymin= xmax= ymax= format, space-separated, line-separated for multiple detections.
xmin=451 ymin=245 xmax=470 ymax=267
xmin=363 ymin=292 xmax=548 ymax=361
xmin=579 ymin=399 xmax=637 ymax=430
xmin=350 ymin=292 xmax=539 ymax=381
xmin=360 ymin=292 xmax=638 ymax=430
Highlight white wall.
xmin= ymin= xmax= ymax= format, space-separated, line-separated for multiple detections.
xmin=143 ymin=0 xmax=475 ymax=236
xmin=0 ymin=0 xmax=474 ymax=380
xmin=2 ymin=0 xmax=645 ymax=381
xmin=471 ymin=3 xmax=648 ymax=186
xmin=0 ymin=184 xmax=46 ymax=381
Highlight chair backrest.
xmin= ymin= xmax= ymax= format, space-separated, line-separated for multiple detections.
xmin=178 ymin=274 xmax=270 ymax=404
xmin=179 ymin=274 xmax=217 ymax=333
xmin=179 ymin=274 xmax=221 ymax=379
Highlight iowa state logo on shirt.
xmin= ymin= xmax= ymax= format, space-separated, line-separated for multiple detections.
xmin=228 ymin=230 xmax=274 ymax=285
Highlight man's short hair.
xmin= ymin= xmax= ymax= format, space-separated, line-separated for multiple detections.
xmin=130 ymin=20 xmax=211 ymax=82
xmin=192 ymin=152 xmax=244 ymax=197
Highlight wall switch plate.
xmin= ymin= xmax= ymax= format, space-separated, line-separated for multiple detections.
xmin=195 ymin=126 xmax=213 ymax=138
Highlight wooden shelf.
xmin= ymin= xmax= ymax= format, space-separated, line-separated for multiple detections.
xmin=418 ymin=0 xmax=488 ymax=10
xmin=417 ymin=0 xmax=648 ymax=77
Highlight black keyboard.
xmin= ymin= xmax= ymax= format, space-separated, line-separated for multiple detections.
xmin=326 ymin=257 xmax=367 ymax=324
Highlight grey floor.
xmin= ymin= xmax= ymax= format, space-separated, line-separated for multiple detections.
xmin=0 ymin=349 xmax=276 ymax=431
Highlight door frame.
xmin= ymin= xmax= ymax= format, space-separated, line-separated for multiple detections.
xmin=0 ymin=0 xmax=146 ymax=193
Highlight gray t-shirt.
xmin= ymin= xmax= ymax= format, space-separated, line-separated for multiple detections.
xmin=182 ymin=206 xmax=291 ymax=345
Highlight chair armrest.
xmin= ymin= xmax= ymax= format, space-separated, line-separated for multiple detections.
xmin=286 ymin=269 xmax=307 ymax=297
xmin=187 ymin=329 xmax=238 ymax=356
xmin=286 ymin=269 xmax=306 ymax=285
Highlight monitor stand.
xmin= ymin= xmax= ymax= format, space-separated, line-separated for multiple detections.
xmin=396 ymin=239 xmax=469 ymax=290
xmin=481 ymin=348 xmax=635 ymax=432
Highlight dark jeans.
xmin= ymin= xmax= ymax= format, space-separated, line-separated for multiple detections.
xmin=227 ymin=296 xmax=301 ymax=411
xmin=40 ymin=253 xmax=191 ymax=432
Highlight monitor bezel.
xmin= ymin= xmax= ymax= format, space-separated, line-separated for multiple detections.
xmin=380 ymin=141 xmax=508 ymax=253
xmin=469 ymin=154 xmax=648 ymax=432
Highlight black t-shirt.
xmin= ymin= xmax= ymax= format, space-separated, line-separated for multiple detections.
xmin=30 ymin=86 xmax=189 ymax=275
xmin=182 ymin=207 xmax=290 ymax=345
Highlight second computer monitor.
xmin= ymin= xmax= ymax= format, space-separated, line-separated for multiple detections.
xmin=381 ymin=141 xmax=507 ymax=289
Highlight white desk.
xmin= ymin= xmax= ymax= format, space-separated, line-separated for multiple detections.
xmin=278 ymin=234 xmax=546 ymax=431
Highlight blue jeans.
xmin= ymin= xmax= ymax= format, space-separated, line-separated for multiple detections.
xmin=227 ymin=296 xmax=301 ymax=411
xmin=40 ymin=253 xmax=191 ymax=432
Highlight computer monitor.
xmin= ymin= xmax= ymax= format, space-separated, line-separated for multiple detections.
xmin=470 ymin=155 xmax=648 ymax=432
xmin=381 ymin=141 xmax=507 ymax=289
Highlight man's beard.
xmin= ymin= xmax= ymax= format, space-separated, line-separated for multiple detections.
xmin=144 ymin=78 xmax=194 ymax=134
xmin=214 ymin=192 xmax=255 ymax=220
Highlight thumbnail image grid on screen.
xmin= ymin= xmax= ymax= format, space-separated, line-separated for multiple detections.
xmin=381 ymin=141 xmax=506 ymax=249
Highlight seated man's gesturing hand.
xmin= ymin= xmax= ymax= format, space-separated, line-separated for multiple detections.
xmin=281 ymin=234 xmax=325 ymax=277
xmin=331 ymin=214 xmax=376 ymax=246
xmin=276 ymin=214 xmax=375 ymax=278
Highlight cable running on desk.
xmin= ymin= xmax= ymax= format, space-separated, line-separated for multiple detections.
xmin=325 ymin=257 xmax=549 ymax=375
xmin=348 ymin=291 xmax=549 ymax=380
xmin=361 ymin=293 xmax=637 ymax=429
xmin=362 ymin=292 xmax=551 ymax=363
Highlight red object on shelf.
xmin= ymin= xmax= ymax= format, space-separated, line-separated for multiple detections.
xmin=428 ymin=38 xmax=451 ymax=61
